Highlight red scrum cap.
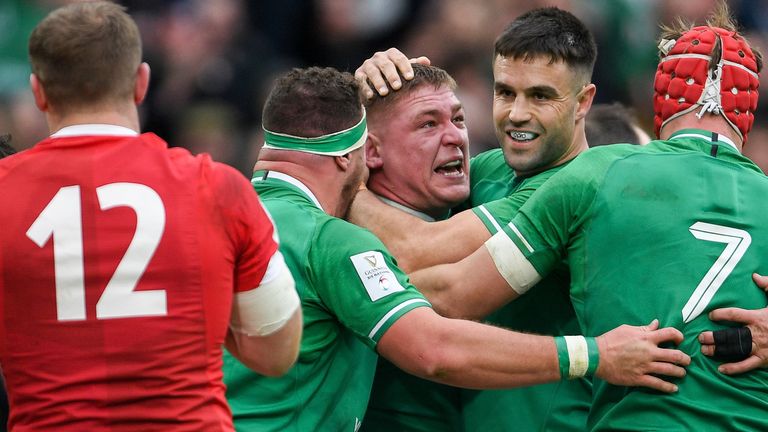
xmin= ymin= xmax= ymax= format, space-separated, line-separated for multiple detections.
xmin=653 ymin=26 xmax=760 ymax=142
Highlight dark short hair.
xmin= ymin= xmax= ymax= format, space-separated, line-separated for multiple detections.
xmin=0 ymin=134 xmax=17 ymax=158
xmin=364 ymin=63 xmax=457 ymax=120
xmin=262 ymin=67 xmax=363 ymax=137
xmin=585 ymin=103 xmax=643 ymax=146
xmin=494 ymin=7 xmax=597 ymax=82
xmin=28 ymin=1 xmax=142 ymax=111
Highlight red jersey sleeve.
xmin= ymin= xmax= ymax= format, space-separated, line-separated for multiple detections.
xmin=207 ymin=162 xmax=279 ymax=293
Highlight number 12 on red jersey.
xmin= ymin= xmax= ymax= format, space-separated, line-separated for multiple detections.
xmin=27 ymin=183 xmax=168 ymax=321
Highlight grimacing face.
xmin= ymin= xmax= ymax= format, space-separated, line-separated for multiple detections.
xmin=492 ymin=54 xmax=589 ymax=176
xmin=367 ymin=85 xmax=469 ymax=218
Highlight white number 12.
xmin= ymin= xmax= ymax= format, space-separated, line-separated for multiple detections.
xmin=682 ymin=221 xmax=751 ymax=323
xmin=27 ymin=183 xmax=167 ymax=321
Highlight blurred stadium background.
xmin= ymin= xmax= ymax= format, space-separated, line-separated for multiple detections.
xmin=2 ymin=0 xmax=767 ymax=175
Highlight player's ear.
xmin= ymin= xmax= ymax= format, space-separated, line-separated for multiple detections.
xmin=134 ymin=62 xmax=151 ymax=105
xmin=365 ymin=133 xmax=383 ymax=169
xmin=30 ymin=74 xmax=49 ymax=112
xmin=575 ymin=83 xmax=596 ymax=121
xmin=334 ymin=153 xmax=351 ymax=171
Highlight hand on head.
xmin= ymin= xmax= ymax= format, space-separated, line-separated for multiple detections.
xmin=354 ymin=48 xmax=430 ymax=99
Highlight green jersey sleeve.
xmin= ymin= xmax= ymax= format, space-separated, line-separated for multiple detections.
xmin=494 ymin=152 xmax=608 ymax=278
xmin=311 ymin=218 xmax=431 ymax=348
xmin=472 ymin=164 xmax=570 ymax=235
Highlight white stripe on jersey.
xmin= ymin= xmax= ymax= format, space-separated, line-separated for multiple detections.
xmin=477 ymin=204 xmax=503 ymax=234
xmin=368 ymin=298 xmax=431 ymax=340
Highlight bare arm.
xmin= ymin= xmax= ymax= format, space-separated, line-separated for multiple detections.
xmin=378 ymin=307 xmax=689 ymax=392
xmin=698 ymin=272 xmax=768 ymax=374
xmin=349 ymin=189 xmax=489 ymax=272
xmin=410 ymin=244 xmax=518 ymax=320
xmin=226 ymin=307 xmax=302 ymax=377
xmin=353 ymin=48 xmax=430 ymax=99
xmin=227 ymin=254 xmax=303 ymax=376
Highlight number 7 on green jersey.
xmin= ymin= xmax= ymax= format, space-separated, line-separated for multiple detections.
xmin=683 ymin=222 xmax=751 ymax=323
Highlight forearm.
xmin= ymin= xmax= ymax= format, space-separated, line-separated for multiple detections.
xmin=349 ymin=191 xmax=490 ymax=272
xmin=410 ymin=245 xmax=520 ymax=320
xmin=378 ymin=308 xmax=559 ymax=389
xmin=429 ymin=318 xmax=560 ymax=389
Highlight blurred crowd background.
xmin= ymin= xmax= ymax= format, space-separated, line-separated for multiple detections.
xmin=2 ymin=0 xmax=768 ymax=175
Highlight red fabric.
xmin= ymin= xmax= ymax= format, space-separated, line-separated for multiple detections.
xmin=0 ymin=134 xmax=277 ymax=431
xmin=653 ymin=26 xmax=760 ymax=141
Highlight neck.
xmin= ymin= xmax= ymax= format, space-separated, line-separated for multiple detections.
xmin=660 ymin=113 xmax=743 ymax=152
xmin=255 ymin=156 xmax=350 ymax=218
xmin=46 ymin=103 xmax=141 ymax=135
xmin=369 ymin=192 xmax=437 ymax=221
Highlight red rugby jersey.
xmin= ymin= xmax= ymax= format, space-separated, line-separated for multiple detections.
xmin=0 ymin=126 xmax=278 ymax=431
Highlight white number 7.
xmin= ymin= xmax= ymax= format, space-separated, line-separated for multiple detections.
xmin=27 ymin=183 xmax=167 ymax=321
xmin=682 ymin=222 xmax=751 ymax=323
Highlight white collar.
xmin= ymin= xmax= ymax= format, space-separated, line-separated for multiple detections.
xmin=253 ymin=170 xmax=325 ymax=213
xmin=669 ymin=130 xmax=738 ymax=151
xmin=51 ymin=124 xmax=139 ymax=138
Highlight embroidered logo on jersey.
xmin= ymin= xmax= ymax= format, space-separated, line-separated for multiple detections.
xmin=350 ymin=251 xmax=405 ymax=301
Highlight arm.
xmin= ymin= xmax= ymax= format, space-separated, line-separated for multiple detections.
xmin=349 ymin=189 xmax=489 ymax=272
xmin=698 ymin=272 xmax=768 ymax=374
xmin=410 ymin=243 xmax=521 ymax=320
xmin=353 ymin=48 xmax=430 ymax=99
xmin=378 ymin=307 xmax=689 ymax=392
xmin=227 ymin=252 xmax=303 ymax=376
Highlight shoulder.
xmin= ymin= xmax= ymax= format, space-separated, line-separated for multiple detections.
xmin=559 ymin=144 xmax=641 ymax=182
xmin=470 ymin=148 xmax=506 ymax=171
xmin=316 ymin=217 xmax=388 ymax=252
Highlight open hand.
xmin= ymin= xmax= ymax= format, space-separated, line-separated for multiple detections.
xmin=698 ymin=273 xmax=768 ymax=374
xmin=595 ymin=319 xmax=690 ymax=393
xmin=354 ymin=48 xmax=430 ymax=99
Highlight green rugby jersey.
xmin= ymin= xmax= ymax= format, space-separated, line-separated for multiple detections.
xmin=494 ymin=129 xmax=768 ymax=431
xmin=223 ymin=171 xmax=431 ymax=432
xmin=362 ymin=198 xmax=461 ymax=432
xmin=461 ymin=149 xmax=590 ymax=432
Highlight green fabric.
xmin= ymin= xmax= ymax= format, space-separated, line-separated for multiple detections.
xmin=467 ymin=148 xmax=517 ymax=206
xmin=502 ymin=130 xmax=768 ymax=430
xmin=586 ymin=337 xmax=599 ymax=376
xmin=262 ymin=112 xmax=366 ymax=155
xmin=361 ymin=359 xmax=462 ymax=432
xmin=223 ymin=171 xmax=430 ymax=432
xmin=362 ymin=210 xmax=462 ymax=432
xmin=458 ymin=149 xmax=590 ymax=432
xmin=555 ymin=336 xmax=571 ymax=379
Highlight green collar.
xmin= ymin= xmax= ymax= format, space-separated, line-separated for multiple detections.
xmin=252 ymin=170 xmax=325 ymax=213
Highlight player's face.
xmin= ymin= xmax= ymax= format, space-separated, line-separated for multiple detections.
xmin=370 ymin=85 xmax=469 ymax=217
xmin=492 ymin=55 xmax=587 ymax=176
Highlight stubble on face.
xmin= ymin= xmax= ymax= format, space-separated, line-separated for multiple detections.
xmin=338 ymin=149 xmax=367 ymax=218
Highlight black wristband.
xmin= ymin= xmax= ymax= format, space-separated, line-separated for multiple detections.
xmin=712 ymin=327 xmax=752 ymax=362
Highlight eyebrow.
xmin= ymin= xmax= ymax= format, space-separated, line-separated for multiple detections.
xmin=494 ymin=82 xmax=560 ymax=97
xmin=529 ymin=85 xmax=559 ymax=97
xmin=414 ymin=104 xmax=464 ymax=118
